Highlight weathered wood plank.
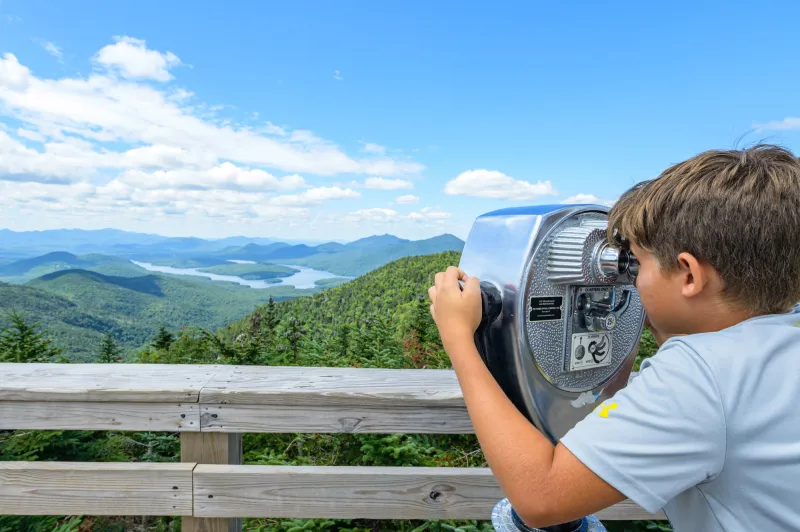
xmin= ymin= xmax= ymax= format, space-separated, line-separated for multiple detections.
xmin=201 ymin=403 xmax=473 ymax=434
xmin=193 ymin=465 xmax=665 ymax=520
xmin=181 ymin=433 xmax=243 ymax=532
xmin=0 ymin=461 xmax=194 ymax=516
xmin=0 ymin=401 xmax=199 ymax=431
xmin=201 ymin=366 xmax=464 ymax=407
xmin=0 ymin=363 xmax=221 ymax=402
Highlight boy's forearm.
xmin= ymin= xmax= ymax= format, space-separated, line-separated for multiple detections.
xmin=443 ymin=336 xmax=558 ymax=513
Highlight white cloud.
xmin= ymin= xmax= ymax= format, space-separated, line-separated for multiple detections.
xmin=445 ymin=169 xmax=557 ymax=201
xmin=0 ymin=45 xmax=422 ymax=178
xmin=394 ymin=194 xmax=419 ymax=204
xmin=41 ymin=41 xmax=63 ymax=62
xmin=0 ymin=53 xmax=30 ymax=91
xmin=269 ymin=186 xmax=360 ymax=207
xmin=333 ymin=69 xmax=343 ymax=81
xmin=362 ymin=142 xmax=386 ymax=154
xmin=0 ymin=37 xmax=427 ymax=233
xmin=120 ymin=162 xmax=307 ymax=191
xmin=344 ymin=205 xmax=451 ymax=224
xmin=16 ymin=128 xmax=46 ymax=142
xmin=560 ymin=193 xmax=616 ymax=206
xmin=94 ymin=36 xmax=182 ymax=81
xmin=755 ymin=117 xmax=800 ymax=131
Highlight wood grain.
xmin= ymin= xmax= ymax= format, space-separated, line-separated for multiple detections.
xmin=181 ymin=433 xmax=243 ymax=532
xmin=0 ymin=401 xmax=199 ymax=431
xmin=200 ymin=403 xmax=473 ymax=434
xmin=193 ymin=465 xmax=665 ymax=520
xmin=0 ymin=363 xmax=222 ymax=402
xmin=200 ymin=366 xmax=464 ymax=407
xmin=0 ymin=461 xmax=194 ymax=516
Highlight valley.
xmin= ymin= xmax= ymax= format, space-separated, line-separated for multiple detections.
xmin=0 ymin=228 xmax=464 ymax=361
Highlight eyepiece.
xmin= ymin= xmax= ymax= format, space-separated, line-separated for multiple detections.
xmin=597 ymin=244 xmax=625 ymax=277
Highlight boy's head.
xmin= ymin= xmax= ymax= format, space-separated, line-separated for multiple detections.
xmin=608 ymin=144 xmax=800 ymax=336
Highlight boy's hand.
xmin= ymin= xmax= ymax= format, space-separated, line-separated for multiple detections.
xmin=428 ymin=266 xmax=482 ymax=348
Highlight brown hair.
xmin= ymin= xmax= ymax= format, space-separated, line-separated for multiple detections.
xmin=608 ymin=144 xmax=800 ymax=315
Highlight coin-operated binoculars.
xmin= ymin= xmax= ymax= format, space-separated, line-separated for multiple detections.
xmin=458 ymin=205 xmax=646 ymax=532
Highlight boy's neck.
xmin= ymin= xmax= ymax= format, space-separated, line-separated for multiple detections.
xmin=685 ymin=299 xmax=756 ymax=335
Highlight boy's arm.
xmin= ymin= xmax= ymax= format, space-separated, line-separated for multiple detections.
xmin=429 ymin=267 xmax=625 ymax=527
xmin=445 ymin=334 xmax=626 ymax=527
xmin=430 ymin=267 xmax=725 ymax=526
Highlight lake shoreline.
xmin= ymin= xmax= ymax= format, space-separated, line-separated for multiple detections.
xmin=131 ymin=260 xmax=351 ymax=289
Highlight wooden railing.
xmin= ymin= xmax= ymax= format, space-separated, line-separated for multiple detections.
xmin=0 ymin=363 xmax=666 ymax=530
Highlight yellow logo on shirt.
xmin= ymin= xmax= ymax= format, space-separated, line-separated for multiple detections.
xmin=594 ymin=401 xmax=618 ymax=418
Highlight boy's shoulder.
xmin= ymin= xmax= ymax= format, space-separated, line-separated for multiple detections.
xmin=659 ymin=303 xmax=800 ymax=359
xmin=644 ymin=304 xmax=800 ymax=403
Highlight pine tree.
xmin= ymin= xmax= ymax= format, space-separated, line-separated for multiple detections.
xmin=97 ymin=333 xmax=122 ymax=363
xmin=332 ymin=322 xmax=351 ymax=359
xmin=151 ymin=326 xmax=175 ymax=351
xmin=411 ymin=295 xmax=432 ymax=345
xmin=265 ymin=295 xmax=278 ymax=330
xmin=283 ymin=316 xmax=307 ymax=365
xmin=0 ymin=310 xmax=62 ymax=363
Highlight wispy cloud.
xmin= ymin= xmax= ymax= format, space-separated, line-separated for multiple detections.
xmin=445 ymin=169 xmax=557 ymax=201
xmin=362 ymin=142 xmax=385 ymax=154
xmin=0 ymin=36 xmax=426 ymax=232
xmin=394 ymin=194 xmax=419 ymax=204
xmin=333 ymin=69 xmax=343 ymax=81
xmin=40 ymin=41 xmax=64 ymax=63
xmin=754 ymin=117 xmax=800 ymax=131
xmin=560 ymin=193 xmax=616 ymax=207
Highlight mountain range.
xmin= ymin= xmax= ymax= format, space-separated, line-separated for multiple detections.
xmin=0 ymin=228 xmax=333 ymax=263
xmin=0 ymin=230 xmax=465 ymax=360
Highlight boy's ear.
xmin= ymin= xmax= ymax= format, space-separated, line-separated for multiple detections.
xmin=676 ymin=251 xmax=710 ymax=298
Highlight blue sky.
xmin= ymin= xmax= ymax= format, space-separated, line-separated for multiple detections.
xmin=1 ymin=0 xmax=799 ymax=241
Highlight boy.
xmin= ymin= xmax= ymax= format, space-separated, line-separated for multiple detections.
xmin=428 ymin=144 xmax=800 ymax=531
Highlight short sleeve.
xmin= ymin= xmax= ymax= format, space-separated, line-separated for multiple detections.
xmin=559 ymin=339 xmax=726 ymax=513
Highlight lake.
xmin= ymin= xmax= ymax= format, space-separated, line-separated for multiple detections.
xmin=131 ymin=261 xmax=346 ymax=289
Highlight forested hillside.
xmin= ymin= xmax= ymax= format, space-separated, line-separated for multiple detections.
xmin=0 ymin=270 xmax=317 ymax=360
xmin=0 ymin=251 xmax=664 ymax=532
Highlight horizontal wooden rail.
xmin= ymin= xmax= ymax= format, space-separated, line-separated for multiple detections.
xmin=0 ymin=461 xmax=194 ymax=516
xmin=0 ymin=363 xmax=665 ymax=525
xmin=192 ymin=465 xmax=663 ymax=521
xmin=0 ymin=462 xmax=667 ymax=521
xmin=0 ymin=364 xmax=470 ymax=434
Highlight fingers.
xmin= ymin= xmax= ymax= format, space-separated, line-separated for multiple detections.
xmin=434 ymin=271 xmax=444 ymax=289
xmin=429 ymin=304 xmax=435 ymax=320
xmin=445 ymin=265 xmax=468 ymax=283
xmin=427 ymin=285 xmax=436 ymax=303
xmin=465 ymin=276 xmax=480 ymax=293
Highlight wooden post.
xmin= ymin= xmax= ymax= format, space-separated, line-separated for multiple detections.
xmin=181 ymin=433 xmax=243 ymax=532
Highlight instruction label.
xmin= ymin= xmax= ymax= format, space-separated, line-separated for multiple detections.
xmin=529 ymin=296 xmax=563 ymax=322
xmin=569 ymin=332 xmax=612 ymax=371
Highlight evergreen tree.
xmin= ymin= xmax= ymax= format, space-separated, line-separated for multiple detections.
xmin=283 ymin=316 xmax=307 ymax=364
xmin=265 ymin=295 xmax=279 ymax=330
xmin=332 ymin=322 xmax=351 ymax=359
xmin=411 ymin=295 xmax=432 ymax=345
xmin=151 ymin=326 xmax=175 ymax=351
xmin=0 ymin=310 xmax=62 ymax=363
xmin=97 ymin=333 xmax=122 ymax=363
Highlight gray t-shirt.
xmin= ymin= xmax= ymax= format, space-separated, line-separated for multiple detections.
xmin=560 ymin=304 xmax=800 ymax=531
